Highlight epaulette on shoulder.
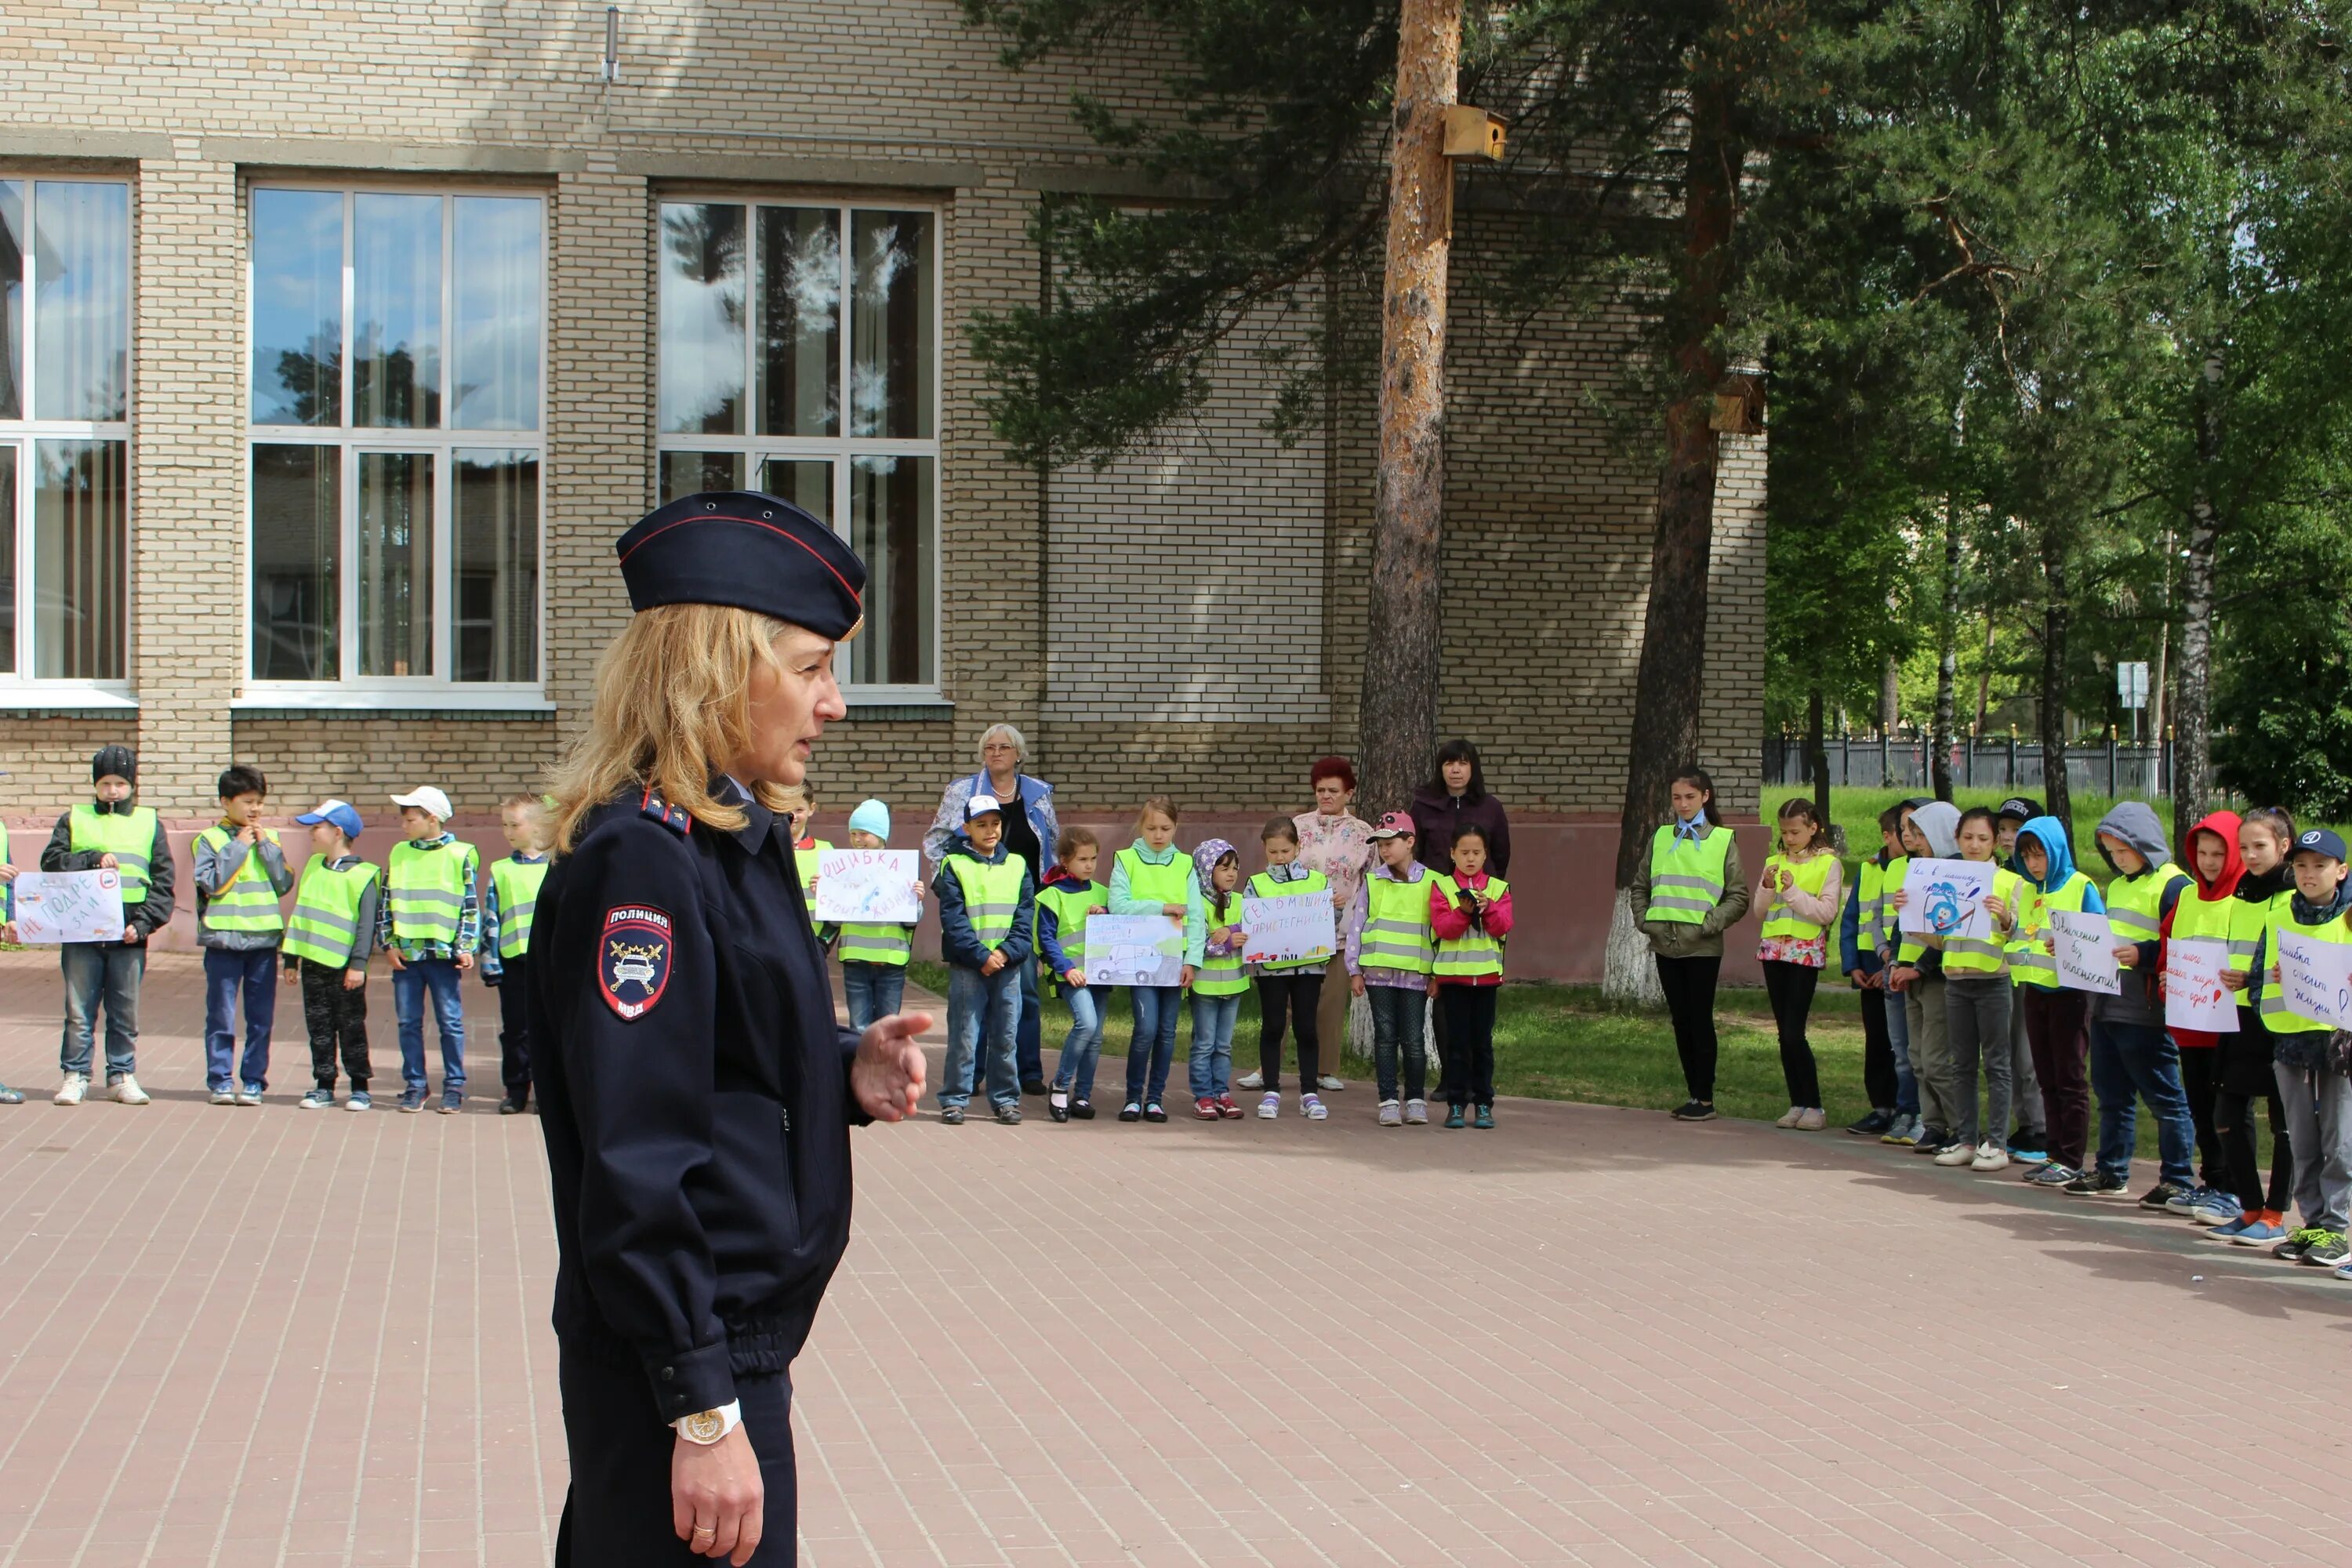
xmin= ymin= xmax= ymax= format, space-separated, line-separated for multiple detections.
xmin=640 ymin=786 xmax=693 ymax=837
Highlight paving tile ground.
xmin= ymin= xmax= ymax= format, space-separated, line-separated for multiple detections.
xmin=0 ymin=949 xmax=2347 ymax=1566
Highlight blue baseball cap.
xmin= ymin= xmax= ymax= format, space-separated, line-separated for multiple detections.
xmin=295 ymin=800 xmax=365 ymax=841
xmin=2292 ymin=827 xmax=2347 ymax=863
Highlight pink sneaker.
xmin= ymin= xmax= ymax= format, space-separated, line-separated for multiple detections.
xmin=1193 ymin=1097 xmax=1220 ymax=1120
xmin=1215 ymin=1094 xmax=1243 ymax=1120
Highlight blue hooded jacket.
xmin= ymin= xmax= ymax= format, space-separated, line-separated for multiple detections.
xmin=2012 ymin=815 xmax=2103 ymax=991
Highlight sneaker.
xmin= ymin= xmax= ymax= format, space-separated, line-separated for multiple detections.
xmin=2026 ymin=1162 xmax=2078 ymax=1188
xmin=2299 ymin=1231 xmax=2349 ymax=1269
xmin=1473 ymin=1104 xmax=1495 ymax=1130
xmin=1795 ymin=1108 xmax=1827 ymax=1131
xmin=941 ymin=1105 xmax=965 ymax=1125
xmin=1048 ymin=1088 xmax=1071 ymax=1123
xmin=499 ymin=1096 xmax=528 ymax=1116
xmin=234 ymin=1083 xmax=263 ymax=1106
xmin=1932 ymin=1141 xmax=1976 ymax=1166
xmin=993 ymin=1102 xmax=1023 ymax=1126
xmin=2230 ymin=1217 xmax=2287 ymax=1246
xmin=438 ymin=1089 xmax=463 ymax=1115
xmin=1378 ymin=1099 xmax=1403 ymax=1127
xmin=1317 ymin=1075 xmax=1345 ymax=1091
xmin=397 ymin=1087 xmax=427 ymax=1113
xmin=2008 ymin=1138 xmax=2049 ymax=1166
xmin=54 ymin=1073 xmax=89 ymax=1107
xmin=1775 ymin=1106 xmax=1804 ymax=1129
xmin=2161 ymin=1184 xmax=2208 ymax=1215
xmin=2335 ymin=1258 xmax=2352 ymax=1283
xmin=1236 ymin=1070 xmax=1265 ymax=1091
xmin=1404 ymin=1098 xmax=1428 ymax=1125
xmin=299 ymin=1087 xmax=335 ymax=1109
xmin=113 ymin=1076 xmax=152 ymax=1106
xmin=1970 ymin=1142 xmax=2010 ymax=1172
xmin=2139 ymin=1182 xmax=2191 ymax=1212
xmin=1911 ymin=1126 xmax=1953 ymax=1154
xmin=1882 ymin=1115 xmax=1921 ymax=1147
xmin=1194 ymin=1097 xmax=1221 ymax=1120
xmin=1669 ymin=1100 xmax=1717 ymax=1122
xmin=0 ymin=1083 xmax=22 ymax=1105
xmin=2190 ymin=1190 xmax=2245 ymax=1227
xmin=1142 ymin=1102 xmax=1167 ymax=1123
xmin=208 ymin=1087 xmax=238 ymax=1105
xmin=2065 ymin=1171 xmax=2128 ymax=1198
xmin=1301 ymin=1094 xmax=1327 ymax=1121
xmin=2209 ymin=1214 xmax=2256 ymax=1240
xmin=1256 ymin=1092 xmax=1279 ymax=1120
xmin=1216 ymin=1095 xmax=1243 ymax=1120
xmin=2274 ymin=1229 xmax=2320 ymax=1261
xmin=346 ymin=1091 xmax=372 ymax=1112
xmin=1070 ymin=1099 xmax=1095 ymax=1120
xmin=1846 ymin=1109 xmax=1897 ymax=1137
xmin=1444 ymin=1105 xmax=1467 ymax=1129
xmin=1118 ymin=1102 xmax=1142 ymax=1122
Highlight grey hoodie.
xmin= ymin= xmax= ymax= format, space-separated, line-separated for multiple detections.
xmin=2092 ymin=801 xmax=2180 ymax=1025
xmin=1909 ymin=801 xmax=1962 ymax=858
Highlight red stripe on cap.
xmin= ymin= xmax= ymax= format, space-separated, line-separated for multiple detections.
xmin=619 ymin=513 xmax=862 ymax=605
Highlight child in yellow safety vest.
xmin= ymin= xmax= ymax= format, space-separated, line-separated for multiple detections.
xmin=1345 ymin=811 xmax=1439 ymax=1127
xmin=1038 ymin=826 xmax=1108 ymax=1123
xmin=933 ymin=793 xmax=1036 ymax=1125
xmin=1188 ymin=840 xmax=1248 ymax=1120
xmin=1429 ymin=822 xmax=1513 ymax=1129
xmin=2250 ymin=827 xmax=2352 ymax=1273
xmin=284 ymin=799 xmax=380 ymax=1109
xmin=2211 ymin=807 xmax=2297 ymax=1243
xmin=482 ymin=794 xmax=553 ymax=1116
xmin=194 ymin=764 xmax=296 ymax=1105
xmin=819 ymin=799 xmax=926 ymax=1032
xmin=382 ymin=785 xmax=481 ymax=1115
xmin=1755 ymin=797 xmax=1842 ymax=1132
xmin=42 ymin=744 xmax=176 ymax=1106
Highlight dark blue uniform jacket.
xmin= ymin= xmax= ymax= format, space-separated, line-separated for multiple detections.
xmin=531 ymin=780 xmax=865 ymax=1423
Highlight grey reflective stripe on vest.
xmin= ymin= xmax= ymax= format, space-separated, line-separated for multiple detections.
xmin=389 ymin=887 xmax=463 ymax=936
xmin=1941 ymin=935 xmax=2009 ymax=970
xmin=837 ymin=927 xmax=911 ymax=961
xmin=1361 ymin=917 xmax=1432 ymax=965
xmin=2226 ymin=938 xmax=2259 ymax=957
xmin=2011 ymin=949 xmax=2057 ymax=983
xmin=2108 ymin=908 xmax=2161 ymax=939
xmin=290 ymin=902 xmax=360 ymax=940
xmin=1648 ymin=877 xmax=1720 ymax=916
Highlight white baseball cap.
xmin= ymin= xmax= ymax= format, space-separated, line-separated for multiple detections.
xmin=391 ymin=786 xmax=454 ymax=822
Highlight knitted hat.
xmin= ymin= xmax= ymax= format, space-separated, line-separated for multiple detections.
xmin=848 ymin=799 xmax=892 ymax=840
xmin=91 ymin=745 xmax=136 ymax=785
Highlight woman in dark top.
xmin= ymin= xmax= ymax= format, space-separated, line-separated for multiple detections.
xmin=1410 ymin=739 xmax=1512 ymax=880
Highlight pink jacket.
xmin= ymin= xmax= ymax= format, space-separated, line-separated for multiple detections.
xmin=1755 ymin=853 xmax=1842 ymax=931
xmin=1429 ymin=870 xmax=1514 ymax=985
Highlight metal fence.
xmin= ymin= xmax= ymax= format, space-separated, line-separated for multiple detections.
xmin=1762 ymin=735 xmax=2175 ymax=799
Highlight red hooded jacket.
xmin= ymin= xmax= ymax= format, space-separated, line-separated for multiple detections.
xmin=2164 ymin=809 xmax=2243 ymax=1048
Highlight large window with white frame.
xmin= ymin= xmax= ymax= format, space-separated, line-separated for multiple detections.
xmin=0 ymin=177 xmax=132 ymax=691
xmin=246 ymin=185 xmax=545 ymax=702
xmin=655 ymin=198 xmax=938 ymax=692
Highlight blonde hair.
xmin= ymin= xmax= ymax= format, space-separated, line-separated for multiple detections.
xmin=1137 ymin=795 xmax=1179 ymax=827
xmin=549 ymin=604 xmax=797 ymax=851
xmin=501 ymin=793 xmax=551 ymax=821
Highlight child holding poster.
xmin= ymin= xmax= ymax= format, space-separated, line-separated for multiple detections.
xmin=1247 ymin=818 xmax=1330 ymax=1120
xmin=2256 ymin=828 xmax=2352 ymax=1270
xmin=1189 ymin=841 xmax=1248 ymax=1120
xmin=1886 ymin=801 xmax=1961 ymax=1160
xmin=2160 ymin=811 xmax=2245 ymax=1221
xmin=2010 ymin=816 xmax=2104 ymax=1189
xmin=1108 ymin=797 xmax=1200 ymax=1124
xmin=2213 ymin=808 xmax=2296 ymax=1243
xmin=1431 ymin=823 xmax=1512 ymax=1129
xmin=1037 ymin=826 xmax=1108 ymax=1123
xmin=1932 ymin=808 xmax=2024 ymax=1172
xmin=825 ymin=800 xmax=924 ymax=1033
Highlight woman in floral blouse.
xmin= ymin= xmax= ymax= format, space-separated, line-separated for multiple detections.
xmin=1286 ymin=757 xmax=1374 ymax=1092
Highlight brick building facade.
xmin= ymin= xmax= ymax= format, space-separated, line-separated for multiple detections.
xmin=0 ymin=3 xmax=1764 ymax=971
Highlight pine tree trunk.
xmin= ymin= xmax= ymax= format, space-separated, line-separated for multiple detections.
xmin=1353 ymin=0 xmax=1461 ymax=821
xmin=2172 ymin=346 xmax=2224 ymax=848
xmin=1604 ymin=67 xmax=1740 ymax=1007
xmin=1930 ymin=490 xmax=1961 ymax=801
xmin=2039 ymin=531 xmax=2073 ymax=832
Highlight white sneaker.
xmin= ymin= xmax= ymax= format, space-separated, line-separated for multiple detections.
xmin=1301 ymin=1093 xmax=1328 ymax=1120
xmin=1378 ymin=1099 xmax=1403 ymax=1127
xmin=1795 ymin=1108 xmax=1827 ymax=1131
xmin=233 ymin=1086 xmax=263 ymax=1106
xmin=1237 ymin=1070 xmax=1265 ymax=1091
xmin=209 ymin=1088 xmax=238 ymax=1105
xmin=1970 ymin=1141 xmax=2011 ymax=1172
xmin=1932 ymin=1142 xmax=1976 ymax=1167
xmin=111 ymin=1076 xmax=151 ymax=1106
xmin=54 ymin=1073 xmax=89 ymax=1106
xmin=1404 ymin=1098 xmax=1429 ymax=1125
xmin=1317 ymin=1075 xmax=1346 ymax=1091
xmin=1775 ymin=1106 xmax=1804 ymax=1129
xmin=1256 ymin=1091 xmax=1280 ymax=1120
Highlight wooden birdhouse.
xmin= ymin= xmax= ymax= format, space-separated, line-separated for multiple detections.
xmin=1709 ymin=372 xmax=1766 ymax=435
xmin=1443 ymin=106 xmax=1507 ymax=162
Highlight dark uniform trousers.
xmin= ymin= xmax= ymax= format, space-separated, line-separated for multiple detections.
xmin=554 ymin=1354 xmax=797 ymax=1566
xmin=495 ymin=953 xmax=532 ymax=1105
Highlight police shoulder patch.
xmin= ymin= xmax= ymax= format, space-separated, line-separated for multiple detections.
xmin=600 ymin=905 xmax=673 ymax=1020
xmin=640 ymin=786 xmax=693 ymax=837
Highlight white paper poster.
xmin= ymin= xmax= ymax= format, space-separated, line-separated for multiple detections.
xmin=2162 ymin=938 xmax=2237 ymax=1032
xmin=1240 ymin=895 xmax=1338 ymax=969
xmin=811 ymin=848 xmax=921 ymax=924
xmin=1083 ymin=914 xmax=1185 ymax=987
xmin=2049 ymin=909 xmax=2122 ymax=996
xmin=11 ymin=869 xmax=127 ymax=944
xmin=1898 ymin=857 xmax=1994 ymax=941
xmin=2274 ymin=928 xmax=2352 ymax=1029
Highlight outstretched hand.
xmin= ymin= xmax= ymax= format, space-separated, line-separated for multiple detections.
xmin=851 ymin=1011 xmax=932 ymax=1121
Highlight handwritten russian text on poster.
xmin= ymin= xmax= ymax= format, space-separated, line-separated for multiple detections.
xmin=1083 ymin=914 xmax=1185 ymax=987
xmin=811 ymin=848 xmax=921 ymax=924
xmin=2162 ymin=939 xmax=2236 ymax=1032
xmin=1240 ymin=895 xmax=1337 ymax=969
xmin=11 ymin=870 xmax=126 ymax=944
xmin=1897 ymin=858 xmax=1993 ymax=941
xmin=2049 ymin=910 xmax=2121 ymax=995
xmin=2274 ymin=929 xmax=2352 ymax=1029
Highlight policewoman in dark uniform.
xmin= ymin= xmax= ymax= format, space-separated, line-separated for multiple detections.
xmin=533 ymin=492 xmax=931 ymax=1566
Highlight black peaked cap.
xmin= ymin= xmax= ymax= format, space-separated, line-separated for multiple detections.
xmin=615 ymin=491 xmax=866 ymax=641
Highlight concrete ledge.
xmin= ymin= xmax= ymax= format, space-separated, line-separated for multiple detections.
xmin=0 ymin=129 xmax=174 ymax=162
xmin=1014 ymin=163 xmax=1217 ymax=201
xmin=201 ymin=138 xmax=586 ymax=175
xmin=615 ymin=151 xmax=987 ymax=190
xmin=230 ymin=706 xmax=556 ymax=723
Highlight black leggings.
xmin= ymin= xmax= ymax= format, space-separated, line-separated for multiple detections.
xmin=1657 ymin=954 xmax=1722 ymax=1102
xmin=1859 ymin=983 xmax=1897 ymax=1110
xmin=2179 ymin=1046 xmax=2225 ymax=1187
xmin=1762 ymin=959 xmax=1823 ymax=1109
xmin=1439 ymin=983 xmax=1498 ymax=1106
xmin=1255 ymin=971 xmax=1323 ymax=1090
xmin=2215 ymin=1087 xmax=2292 ymax=1214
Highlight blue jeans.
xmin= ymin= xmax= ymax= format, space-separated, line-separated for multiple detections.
xmin=1367 ymin=982 xmax=1431 ymax=1102
xmin=203 ymin=946 xmax=280 ymax=1092
xmin=1127 ymin=985 xmax=1180 ymax=1107
xmin=60 ymin=941 xmax=144 ymax=1080
xmin=1189 ymin=991 xmax=1241 ymax=1099
xmin=2089 ymin=1016 xmax=2195 ymax=1186
xmin=1016 ymin=958 xmax=1044 ymax=1085
xmin=941 ymin=962 xmax=1019 ymax=1110
xmin=842 ymin=961 xmax=906 ymax=1035
xmin=1051 ymin=985 xmax=1105 ymax=1101
xmin=1883 ymin=978 xmax=1918 ymax=1116
xmin=392 ymin=957 xmax=467 ymax=1094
